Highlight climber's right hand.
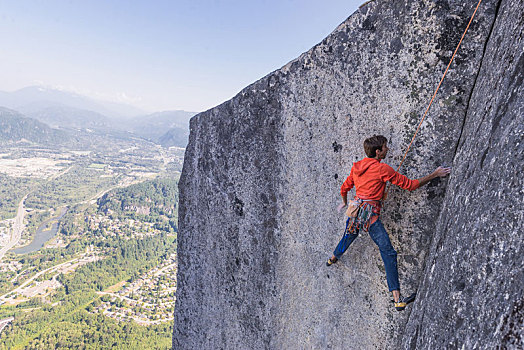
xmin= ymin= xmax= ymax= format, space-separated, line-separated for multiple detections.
xmin=433 ymin=166 xmax=451 ymax=178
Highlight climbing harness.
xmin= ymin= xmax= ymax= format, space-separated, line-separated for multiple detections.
xmin=383 ymin=0 xmax=483 ymax=200
xmin=345 ymin=198 xmax=380 ymax=234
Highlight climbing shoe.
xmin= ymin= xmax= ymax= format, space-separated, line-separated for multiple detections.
xmin=394 ymin=292 xmax=416 ymax=311
xmin=326 ymin=256 xmax=338 ymax=266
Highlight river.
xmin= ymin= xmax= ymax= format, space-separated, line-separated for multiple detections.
xmin=11 ymin=208 xmax=67 ymax=255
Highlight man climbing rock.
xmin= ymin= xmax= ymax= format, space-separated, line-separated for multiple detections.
xmin=326 ymin=135 xmax=450 ymax=311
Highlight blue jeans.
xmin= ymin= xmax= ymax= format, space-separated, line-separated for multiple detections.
xmin=333 ymin=218 xmax=400 ymax=292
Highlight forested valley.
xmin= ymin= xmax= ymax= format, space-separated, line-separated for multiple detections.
xmin=0 ymin=133 xmax=183 ymax=349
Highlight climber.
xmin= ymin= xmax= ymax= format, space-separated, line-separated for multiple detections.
xmin=326 ymin=135 xmax=451 ymax=311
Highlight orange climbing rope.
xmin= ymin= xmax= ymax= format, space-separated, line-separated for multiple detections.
xmin=384 ymin=0 xmax=483 ymax=199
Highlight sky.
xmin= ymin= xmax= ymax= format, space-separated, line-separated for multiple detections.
xmin=0 ymin=0 xmax=363 ymax=113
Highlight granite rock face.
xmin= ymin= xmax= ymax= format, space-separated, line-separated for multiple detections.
xmin=173 ymin=0 xmax=521 ymax=349
xmin=402 ymin=0 xmax=524 ymax=348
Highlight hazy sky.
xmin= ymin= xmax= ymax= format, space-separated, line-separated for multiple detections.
xmin=0 ymin=0 xmax=363 ymax=113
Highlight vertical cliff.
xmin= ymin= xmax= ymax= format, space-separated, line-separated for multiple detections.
xmin=173 ymin=0 xmax=522 ymax=348
xmin=402 ymin=0 xmax=523 ymax=348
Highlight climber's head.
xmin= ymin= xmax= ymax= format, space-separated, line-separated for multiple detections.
xmin=364 ymin=135 xmax=388 ymax=159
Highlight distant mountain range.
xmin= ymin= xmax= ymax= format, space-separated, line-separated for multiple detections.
xmin=129 ymin=111 xmax=193 ymax=147
xmin=158 ymin=127 xmax=189 ymax=148
xmin=0 ymin=107 xmax=70 ymax=146
xmin=0 ymin=86 xmax=145 ymax=118
xmin=26 ymin=106 xmax=111 ymax=130
xmin=0 ymin=86 xmax=197 ymax=147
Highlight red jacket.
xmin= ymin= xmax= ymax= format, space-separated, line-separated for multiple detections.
xmin=341 ymin=158 xmax=419 ymax=200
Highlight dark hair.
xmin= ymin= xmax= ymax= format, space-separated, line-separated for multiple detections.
xmin=364 ymin=135 xmax=388 ymax=158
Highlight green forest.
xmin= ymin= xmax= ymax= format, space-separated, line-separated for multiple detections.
xmin=0 ymin=176 xmax=180 ymax=349
xmin=0 ymin=292 xmax=172 ymax=350
xmin=0 ymin=234 xmax=176 ymax=349
xmin=59 ymin=234 xmax=176 ymax=293
xmin=25 ymin=166 xmax=120 ymax=210
xmin=0 ymin=175 xmax=38 ymax=220
xmin=97 ymin=177 xmax=178 ymax=219
xmin=97 ymin=176 xmax=179 ymax=232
